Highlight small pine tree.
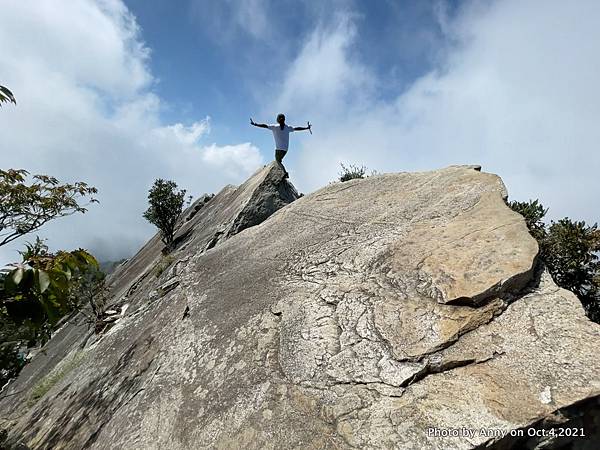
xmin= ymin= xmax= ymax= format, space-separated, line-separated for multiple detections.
xmin=509 ymin=199 xmax=600 ymax=323
xmin=143 ymin=179 xmax=187 ymax=249
xmin=543 ymin=219 xmax=600 ymax=320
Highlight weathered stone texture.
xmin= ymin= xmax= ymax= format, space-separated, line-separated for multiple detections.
xmin=1 ymin=164 xmax=598 ymax=450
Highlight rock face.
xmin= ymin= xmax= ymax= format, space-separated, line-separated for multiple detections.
xmin=1 ymin=164 xmax=599 ymax=450
xmin=107 ymin=161 xmax=299 ymax=309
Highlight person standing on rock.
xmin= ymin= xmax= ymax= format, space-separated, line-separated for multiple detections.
xmin=250 ymin=113 xmax=311 ymax=168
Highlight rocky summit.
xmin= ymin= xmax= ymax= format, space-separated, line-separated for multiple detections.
xmin=1 ymin=163 xmax=599 ymax=449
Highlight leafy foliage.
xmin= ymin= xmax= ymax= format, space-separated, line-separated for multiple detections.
xmin=0 ymin=299 xmax=37 ymax=387
xmin=543 ymin=219 xmax=600 ymax=320
xmin=0 ymin=238 xmax=100 ymax=343
xmin=143 ymin=179 xmax=187 ymax=249
xmin=339 ymin=163 xmax=367 ymax=182
xmin=0 ymin=85 xmax=16 ymax=106
xmin=0 ymin=239 xmax=104 ymax=387
xmin=0 ymin=166 xmax=99 ymax=387
xmin=510 ymin=200 xmax=600 ymax=322
xmin=0 ymin=169 xmax=98 ymax=247
xmin=0 ymin=301 xmax=38 ymax=349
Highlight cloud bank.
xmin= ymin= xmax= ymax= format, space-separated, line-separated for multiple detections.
xmin=1 ymin=0 xmax=598 ymax=265
xmin=0 ymin=0 xmax=263 ymax=264
xmin=272 ymin=0 xmax=600 ymax=225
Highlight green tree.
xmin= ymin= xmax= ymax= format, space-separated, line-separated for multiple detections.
xmin=0 ymin=306 xmax=34 ymax=388
xmin=0 ymin=238 xmax=103 ymax=388
xmin=0 ymin=164 xmax=98 ymax=387
xmin=509 ymin=199 xmax=600 ymax=322
xmin=543 ymin=219 xmax=600 ymax=320
xmin=0 ymin=169 xmax=98 ymax=247
xmin=143 ymin=179 xmax=187 ymax=250
xmin=0 ymin=238 xmax=100 ymax=343
xmin=0 ymin=85 xmax=16 ymax=106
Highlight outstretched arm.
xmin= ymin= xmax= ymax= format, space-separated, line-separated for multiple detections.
xmin=250 ymin=118 xmax=269 ymax=129
xmin=294 ymin=121 xmax=312 ymax=132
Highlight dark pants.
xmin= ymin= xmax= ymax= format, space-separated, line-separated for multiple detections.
xmin=275 ymin=149 xmax=287 ymax=163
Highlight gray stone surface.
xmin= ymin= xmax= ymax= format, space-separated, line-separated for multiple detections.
xmin=106 ymin=161 xmax=299 ymax=311
xmin=1 ymin=165 xmax=598 ymax=450
xmin=0 ymin=161 xmax=298 ymax=445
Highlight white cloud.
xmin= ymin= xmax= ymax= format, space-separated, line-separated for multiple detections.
xmin=157 ymin=119 xmax=211 ymax=146
xmin=2 ymin=0 xmax=598 ymax=265
xmin=0 ymin=0 xmax=151 ymax=97
xmin=203 ymin=143 xmax=264 ymax=177
xmin=273 ymin=15 xmax=374 ymax=116
xmin=0 ymin=0 xmax=263 ymax=265
xmin=190 ymin=0 xmax=271 ymax=41
xmin=274 ymin=1 xmax=600 ymax=224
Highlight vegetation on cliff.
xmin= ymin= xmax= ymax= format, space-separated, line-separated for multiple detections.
xmin=509 ymin=199 xmax=600 ymax=322
xmin=143 ymin=179 xmax=190 ymax=251
xmin=0 ymin=166 xmax=100 ymax=388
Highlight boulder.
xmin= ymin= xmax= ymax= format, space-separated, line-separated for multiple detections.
xmin=0 ymin=161 xmax=298 ymax=446
xmin=1 ymin=165 xmax=598 ymax=450
xmin=107 ymin=161 xmax=298 ymax=308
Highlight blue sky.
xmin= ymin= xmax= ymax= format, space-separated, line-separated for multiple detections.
xmin=122 ymin=0 xmax=458 ymax=150
xmin=1 ymin=0 xmax=599 ymax=264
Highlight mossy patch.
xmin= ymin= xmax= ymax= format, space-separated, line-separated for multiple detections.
xmin=153 ymin=254 xmax=175 ymax=279
xmin=27 ymin=350 xmax=87 ymax=406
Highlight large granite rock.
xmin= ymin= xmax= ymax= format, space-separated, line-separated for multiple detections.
xmin=107 ymin=161 xmax=299 ymax=309
xmin=1 ymin=165 xmax=598 ymax=449
xmin=0 ymin=161 xmax=298 ymax=446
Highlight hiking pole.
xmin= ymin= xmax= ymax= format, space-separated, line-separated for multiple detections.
xmin=307 ymin=121 xmax=312 ymax=134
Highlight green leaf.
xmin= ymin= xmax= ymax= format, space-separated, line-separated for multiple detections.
xmin=39 ymin=297 xmax=60 ymax=324
xmin=49 ymin=273 xmax=68 ymax=293
xmin=12 ymin=267 xmax=24 ymax=285
xmin=38 ymin=270 xmax=50 ymax=293
xmin=83 ymin=252 xmax=99 ymax=268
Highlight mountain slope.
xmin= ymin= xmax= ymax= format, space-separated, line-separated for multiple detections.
xmin=1 ymin=164 xmax=598 ymax=450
